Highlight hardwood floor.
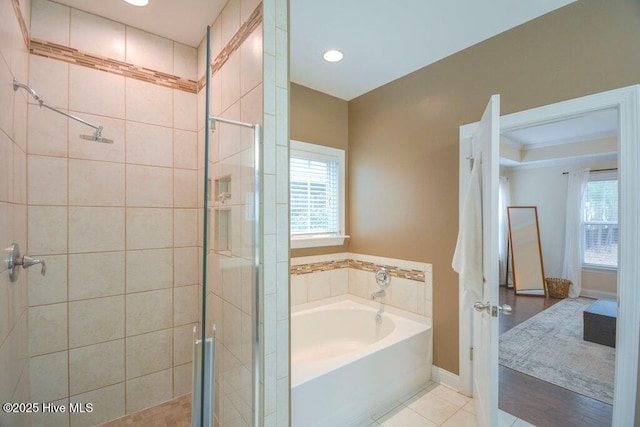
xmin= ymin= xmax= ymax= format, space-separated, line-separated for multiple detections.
xmin=498 ymin=286 xmax=613 ymax=427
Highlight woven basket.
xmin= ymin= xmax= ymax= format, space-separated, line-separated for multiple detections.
xmin=545 ymin=278 xmax=572 ymax=299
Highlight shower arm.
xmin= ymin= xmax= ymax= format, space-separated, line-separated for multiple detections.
xmin=13 ymin=79 xmax=105 ymax=139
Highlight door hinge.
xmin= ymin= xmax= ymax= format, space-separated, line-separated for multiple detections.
xmin=470 ymin=347 xmax=474 ymax=361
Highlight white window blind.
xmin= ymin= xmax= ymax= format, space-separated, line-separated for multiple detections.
xmin=290 ymin=155 xmax=339 ymax=235
xmin=583 ymin=173 xmax=618 ymax=268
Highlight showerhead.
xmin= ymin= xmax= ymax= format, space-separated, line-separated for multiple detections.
xmin=80 ymin=127 xmax=113 ymax=144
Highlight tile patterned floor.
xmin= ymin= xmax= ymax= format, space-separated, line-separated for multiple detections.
xmin=96 ymin=383 xmax=535 ymax=426
xmin=359 ymin=382 xmax=536 ymax=427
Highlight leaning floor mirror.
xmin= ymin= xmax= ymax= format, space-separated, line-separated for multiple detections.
xmin=507 ymin=206 xmax=547 ymax=296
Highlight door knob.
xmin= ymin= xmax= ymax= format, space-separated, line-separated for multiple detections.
xmin=474 ymin=301 xmax=491 ymax=313
xmin=474 ymin=301 xmax=512 ymax=317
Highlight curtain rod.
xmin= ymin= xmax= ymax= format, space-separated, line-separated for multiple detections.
xmin=562 ymin=167 xmax=617 ymax=175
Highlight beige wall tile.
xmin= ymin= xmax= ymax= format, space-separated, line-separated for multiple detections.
xmin=69 ymin=339 xmax=124 ymax=395
xmin=69 ymin=383 xmax=124 ymax=427
xmin=69 ymin=65 xmax=125 ymax=119
xmin=68 ymin=115 xmax=125 ymax=163
xmin=69 ymin=159 xmax=125 ymax=206
xmin=28 ymin=206 xmax=67 ymax=255
xmin=174 ymin=285 xmax=198 ymax=326
xmin=28 ymin=155 xmax=67 ymax=206
xmin=69 ymin=252 xmax=124 ymax=300
xmin=126 ymin=165 xmax=173 ymax=208
xmin=27 ymin=104 xmax=68 ymax=157
xmin=125 ymin=329 xmax=172 ymax=379
xmin=70 ymin=9 xmax=125 ymax=61
xmin=30 ymin=350 xmax=68 ymax=402
xmin=125 ymin=368 xmax=173 ymax=414
xmin=69 ymin=207 xmax=124 ymax=253
xmin=240 ymin=28 xmax=263 ymax=97
xmin=126 ymin=289 xmax=172 ymax=336
xmin=125 ymin=208 xmax=173 ymax=250
xmin=173 ymin=130 xmax=197 ymax=170
xmin=173 ymin=323 xmax=196 ymax=366
xmin=29 ymin=398 xmax=70 ymax=427
xmin=69 ymin=296 xmax=125 ymax=348
xmin=125 ymin=79 xmax=173 ymax=127
xmin=31 ymin=0 xmax=70 ymax=46
xmin=174 ymin=247 xmax=199 ymax=287
xmin=389 ymin=277 xmax=419 ymax=313
xmin=29 ymin=254 xmax=68 ymax=306
xmin=173 ymin=363 xmax=192 ymax=397
xmin=241 ymin=83 xmax=263 ymax=127
xmin=0 ymin=0 xmax=13 ymax=64
xmin=174 ymin=209 xmax=198 ymax=247
xmin=241 ymin=0 xmax=261 ymax=23
xmin=126 ymin=28 xmax=173 ymax=75
xmin=28 ymin=303 xmax=67 ymax=356
xmin=174 ymin=90 xmax=197 ymax=132
xmin=125 ymin=121 xmax=173 ymax=167
xmin=29 ymin=55 xmax=69 ymax=110
xmin=220 ymin=0 xmax=241 ymax=47
xmin=220 ymin=52 xmax=241 ymax=113
xmin=174 ymin=169 xmax=197 ymax=208
xmin=173 ymin=42 xmax=197 ymax=81
xmin=125 ymin=249 xmax=173 ymax=293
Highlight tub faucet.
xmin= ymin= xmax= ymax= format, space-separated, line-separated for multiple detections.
xmin=371 ymin=289 xmax=386 ymax=300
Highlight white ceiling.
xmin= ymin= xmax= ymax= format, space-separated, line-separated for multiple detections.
xmin=52 ymin=0 xmax=576 ymax=100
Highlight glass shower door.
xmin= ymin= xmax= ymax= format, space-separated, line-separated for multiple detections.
xmin=199 ymin=25 xmax=262 ymax=427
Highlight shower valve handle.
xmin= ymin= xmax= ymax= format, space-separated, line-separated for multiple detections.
xmin=18 ymin=255 xmax=46 ymax=276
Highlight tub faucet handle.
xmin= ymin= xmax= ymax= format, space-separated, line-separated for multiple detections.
xmin=371 ymin=289 xmax=386 ymax=300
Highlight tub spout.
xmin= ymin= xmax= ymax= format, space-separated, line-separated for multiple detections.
xmin=371 ymin=290 xmax=386 ymax=300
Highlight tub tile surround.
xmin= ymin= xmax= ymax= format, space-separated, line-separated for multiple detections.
xmin=291 ymin=253 xmax=433 ymax=318
xmin=25 ymin=0 xmax=200 ymax=424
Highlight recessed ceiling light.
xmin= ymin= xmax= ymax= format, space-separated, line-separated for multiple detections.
xmin=323 ymin=50 xmax=343 ymax=63
xmin=124 ymin=0 xmax=149 ymax=6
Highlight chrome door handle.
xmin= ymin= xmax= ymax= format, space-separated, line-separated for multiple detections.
xmin=474 ymin=301 xmax=512 ymax=317
xmin=474 ymin=301 xmax=491 ymax=313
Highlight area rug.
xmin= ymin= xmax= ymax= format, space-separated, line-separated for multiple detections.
xmin=499 ymin=297 xmax=615 ymax=405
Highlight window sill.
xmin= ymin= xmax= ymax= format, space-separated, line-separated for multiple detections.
xmin=291 ymin=235 xmax=349 ymax=249
xmin=583 ymin=264 xmax=618 ymax=274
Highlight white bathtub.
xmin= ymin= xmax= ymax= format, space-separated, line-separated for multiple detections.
xmin=291 ymin=296 xmax=432 ymax=427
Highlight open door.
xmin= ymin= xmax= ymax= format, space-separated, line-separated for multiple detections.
xmin=456 ymin=95 xmax=501 ymax=426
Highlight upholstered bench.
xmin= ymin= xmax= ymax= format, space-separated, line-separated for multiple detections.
xmin=583 ymin=299 xmax=617 ymax=348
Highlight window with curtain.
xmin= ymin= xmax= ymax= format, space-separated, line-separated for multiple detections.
xmin=290 ymin=140 xmax=346 ymax=248
xmin=583 ymin=171 xmax=618 ymax=268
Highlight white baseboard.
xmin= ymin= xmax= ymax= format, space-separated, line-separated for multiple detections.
xmin=580 ymin=289 xmax=616 ymax=301
xmin=431 ymin=366 xmax=460 ymax=392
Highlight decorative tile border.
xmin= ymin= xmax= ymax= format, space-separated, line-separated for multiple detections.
xmin=30 ymin=39 xmax=199 ymax=93
xmin=197 ymin=3 xmax=263 ymax=91
xmin=291 ymin=258 xmax=426 ymax=282
xmin=27 ymin=2 xmax=263 ymax=94
xmin=12 ymin=0 xmax=29 ymax=50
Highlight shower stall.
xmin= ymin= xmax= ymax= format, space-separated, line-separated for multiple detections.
xmin=0 ymin=0 xmax=290 ymax=425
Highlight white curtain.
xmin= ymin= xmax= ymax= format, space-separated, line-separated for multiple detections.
xmin=562 ymin=168 xmax=590 ymax=298
xmin=498 ymin=177 xmax=511 ymax=286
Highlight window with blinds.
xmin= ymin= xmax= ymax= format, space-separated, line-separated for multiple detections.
xmin=583 ymin=171 xmax=618 ymax=268
xmin=289 ymin=140 xmax=345 ymax=245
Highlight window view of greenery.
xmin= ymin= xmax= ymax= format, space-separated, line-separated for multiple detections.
xmin=583 ymin=179 xmax=618 ymax=267
xmin=290 ymin=156 xmax=338 ymax=235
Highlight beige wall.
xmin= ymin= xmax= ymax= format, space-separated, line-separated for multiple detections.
xmin=348 ymin=0 xmax=640 ymax=374
xmin=290 ymin=83 xmax=350 ymax=257
xmin=0 ymin=1 xmax=30 ymax=426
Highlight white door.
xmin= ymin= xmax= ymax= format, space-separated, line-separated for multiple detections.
xmin=467 ymin=95 xmax=501 ymax=426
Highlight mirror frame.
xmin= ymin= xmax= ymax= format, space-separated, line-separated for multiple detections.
xmin=507 ymin=206 xmax=547 ymax=296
